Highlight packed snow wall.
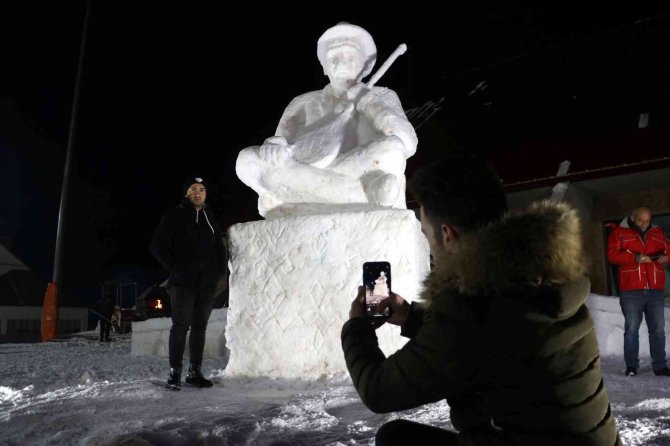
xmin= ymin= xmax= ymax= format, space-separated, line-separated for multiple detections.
xmin=224 ymin=209 xmax=430 ymax=379
xmin=587 ymin=293 xmax=670 ymax=358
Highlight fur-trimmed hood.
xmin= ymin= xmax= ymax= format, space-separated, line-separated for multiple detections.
xmin=421 ymin=200 xmax=588 ymax=310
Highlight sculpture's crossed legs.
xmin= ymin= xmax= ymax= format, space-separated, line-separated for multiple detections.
xmin=236 ymin=136 xmax=407 ymax=216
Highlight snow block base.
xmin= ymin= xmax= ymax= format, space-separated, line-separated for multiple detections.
xmin=225 ymin=210 xmax=430 ymax=379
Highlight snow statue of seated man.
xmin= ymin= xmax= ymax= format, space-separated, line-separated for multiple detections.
xmin=236 ymin=23 xmax=418 ymax=218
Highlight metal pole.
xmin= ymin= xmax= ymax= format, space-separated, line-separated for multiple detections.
xmin=42 ymin=0 xmax=92 ymax=342
xmin=53 ymin=0 xmax=92 ymax=285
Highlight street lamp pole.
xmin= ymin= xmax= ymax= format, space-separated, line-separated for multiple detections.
xmin=42 ymin=0 xmax=92 ymax=341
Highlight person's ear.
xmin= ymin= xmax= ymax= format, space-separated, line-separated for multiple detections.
xmin=440 ymin=223 xmax=459 ymax=246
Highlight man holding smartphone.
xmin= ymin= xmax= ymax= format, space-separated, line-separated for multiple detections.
xmin=607 ymin=206 xmax=670 ymax=377
xmin=341 ymin=154 xmax=620 ymax=445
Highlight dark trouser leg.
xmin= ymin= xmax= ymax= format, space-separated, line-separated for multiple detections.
xmin=376 ymin=419 xmax=458 ymax=446
xmin=620 ymin=291 xmax=644 ymax=369
xmin=188 ymin=286 xmax=216 ymax=366
xmin=644 ymin=290 xmax=667 ymax=370
xmin=100 ymin=320 xmax=107 ymax=340
xmin=102 ymin=319 xmax=111 ymax=341
xmin=168 ymin=285 xmax=197 ymax=369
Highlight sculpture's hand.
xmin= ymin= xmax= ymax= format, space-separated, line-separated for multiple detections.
xmin=263 ymin=136 xmax=288 ymax=146
xmin=333 ymin=98 xmax=356 ymax=116
xmin=348 ymin=84 xmax=370 ymax=106
xmin=356 ymin=89 xmax=389 ymax=126
xmin=259 ymin=137 xmax=292 ymax=166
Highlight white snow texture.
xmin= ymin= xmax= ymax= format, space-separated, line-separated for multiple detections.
xmin=225 ymin=209 xmax=430 ymax=378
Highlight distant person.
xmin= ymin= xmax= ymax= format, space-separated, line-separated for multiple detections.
xmin=607 ymin=206 xmax=670 ymax=377
xmin=341 ymin=154 xmax=621 ymax=445
xmin=151 ymin=176 xmax=227 ymax=390
xmin=98 ymin=293 xmax=115 ymax=342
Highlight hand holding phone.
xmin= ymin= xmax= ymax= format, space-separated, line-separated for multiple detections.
xmin=375 ymin=292 xmax=411 ymax=327
xmin=363 ymin=261 xmax=392 ymax=319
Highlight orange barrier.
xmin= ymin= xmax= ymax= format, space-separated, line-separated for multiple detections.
xmin=41 ymin=282 xmax=59 ymax=342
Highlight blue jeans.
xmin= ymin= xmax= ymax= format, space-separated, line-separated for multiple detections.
xmin=620 ymin=289 xmax=667 ymax=370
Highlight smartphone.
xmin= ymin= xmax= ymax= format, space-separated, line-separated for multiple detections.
xmin=363 ymin=261 xmax=392 ymax=319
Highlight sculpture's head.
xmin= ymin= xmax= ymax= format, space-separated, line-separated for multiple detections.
xmin=317 ymin=23 xmax=376 ymax=84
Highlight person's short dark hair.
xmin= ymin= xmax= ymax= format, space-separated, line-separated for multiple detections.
xmin=409 ymin=153 xmax=507 ymax=232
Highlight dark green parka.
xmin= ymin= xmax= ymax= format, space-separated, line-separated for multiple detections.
xmin=342 ymin=201 xmax=620 ymax=446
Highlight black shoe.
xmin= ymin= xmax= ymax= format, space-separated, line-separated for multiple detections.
xmin=185 ymin=364 xmax=213 ymax=388
xmin=654 ymin=367 xmax=670 ymax=376
xmin=625 ymin=367 xmax=638 ymax=376
xmin=165 ymin=367 xmax=182 ymax=391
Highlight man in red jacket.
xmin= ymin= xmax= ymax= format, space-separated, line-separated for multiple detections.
xmin=607 ymin=206 xmax=670 ymax=377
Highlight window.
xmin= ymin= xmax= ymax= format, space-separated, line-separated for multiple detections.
xmin=59 ymin=320 xmax=82 ymax=334
xmin=6 ymin=319 xmax=40 ymax=334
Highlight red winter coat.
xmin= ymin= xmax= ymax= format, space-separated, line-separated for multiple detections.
xmin=607 ymin=219 xmax=670 ymax=292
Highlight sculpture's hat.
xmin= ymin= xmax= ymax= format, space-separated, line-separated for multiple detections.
xmin=317 ymin=22 xmax=377 ymax=80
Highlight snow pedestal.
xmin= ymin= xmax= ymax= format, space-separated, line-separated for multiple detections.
xmin=587 ymin=293 xmax=670 ymax=358
xmin=131 ymin=307 xmax=229 ymax=361
xmin=225 ymin=209 xmax=430 ymax=379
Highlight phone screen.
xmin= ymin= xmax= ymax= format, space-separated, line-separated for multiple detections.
xmin=363 ymin=261 xmax=391 ymax=318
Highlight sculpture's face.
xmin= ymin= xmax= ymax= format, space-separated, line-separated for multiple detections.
xmin=324 ymin=44 xmax=364 ymax=85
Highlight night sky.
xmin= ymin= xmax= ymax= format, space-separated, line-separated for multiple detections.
xmin=2 ymin=1 xmax=670 ymax=305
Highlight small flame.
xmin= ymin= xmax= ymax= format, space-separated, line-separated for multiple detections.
xmin=155 ymin=299 xmax=163 ymax=309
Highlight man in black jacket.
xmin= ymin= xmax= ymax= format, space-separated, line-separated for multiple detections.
xmin=151 ymin=176 xmax=226 ymax=390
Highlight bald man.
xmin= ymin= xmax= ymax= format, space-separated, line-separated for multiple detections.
xmin=607 ymin=206 xmax=670 ymax=377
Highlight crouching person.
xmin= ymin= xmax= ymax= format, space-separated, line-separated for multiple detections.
xmin=341 ymin=154 xmax=621 ymax=445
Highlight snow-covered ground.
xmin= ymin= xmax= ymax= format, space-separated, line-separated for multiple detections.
xmin=1 ymin=333 xmax=670 ymax=446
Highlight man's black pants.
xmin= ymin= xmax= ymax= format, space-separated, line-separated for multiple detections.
xmin=376 ymin=420 xmax=458 ymax=445
xmin=100 ymin=319 xmax=111 ymax=341
xmin=168 ymin=284 xmax=216 ymax=369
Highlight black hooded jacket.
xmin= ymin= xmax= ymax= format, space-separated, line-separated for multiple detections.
xmin=151 ymin=198 xmax=225 ymax=289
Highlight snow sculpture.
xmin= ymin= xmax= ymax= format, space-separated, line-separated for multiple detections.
xmin=372 ymin=271 xmax=389 ymax=295
xmin=224 ymin=23 xmax=427 ymax=380
xmin=236 ymin=22 xmax=417 ymax=218
xmin=366 ymin=271 xmax=390 ymax=310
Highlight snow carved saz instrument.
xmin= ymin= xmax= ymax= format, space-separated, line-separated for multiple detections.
xmin=289 ymin=44 xmax=408 ymax=168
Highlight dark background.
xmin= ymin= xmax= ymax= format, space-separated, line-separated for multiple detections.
xmin=2 ymin=1 xmax=669 ymax=305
